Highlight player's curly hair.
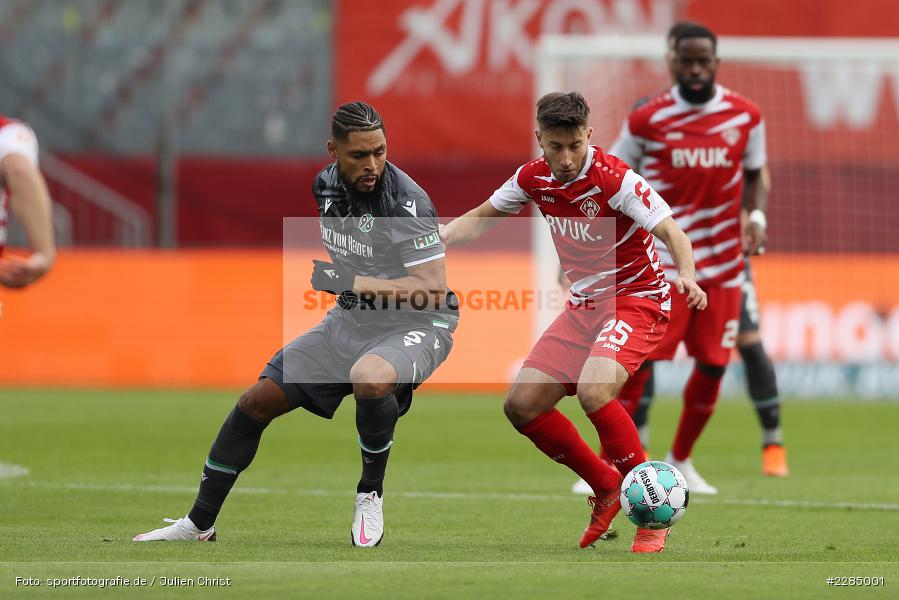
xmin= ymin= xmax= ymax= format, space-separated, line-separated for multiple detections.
xmin=536 ymin=91 xmax=590 ymax=131
xmin=673 ymin=23 xmax=716 ymax=52
xmin=667 ymin=21 xmax=701 ymax=45
xmin=331 ymin=101 xmax=385 ymax=141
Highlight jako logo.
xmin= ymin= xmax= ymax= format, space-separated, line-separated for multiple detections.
xmin=612 ymin=452 xmax=636 ymax=464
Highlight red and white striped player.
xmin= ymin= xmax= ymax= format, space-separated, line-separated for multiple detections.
xmin=441 ymin=92 xmax=706 ymax=553
xmin=609 ymin=23 xmax=768 ymax=494
xmin=0 ymin=114 xmax=55 ymax=289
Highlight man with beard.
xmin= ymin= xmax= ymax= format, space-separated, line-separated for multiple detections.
xmin=134 ymin=102 xmax=457 ymax=547
xmin=607 ymin=24 xmax=769 ymax=494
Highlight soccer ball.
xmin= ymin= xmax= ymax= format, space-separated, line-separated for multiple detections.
xmin=620 ymin=461 xmax=689 ymax=530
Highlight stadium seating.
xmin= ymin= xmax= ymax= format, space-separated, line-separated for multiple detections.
xmin=0 ymin=0 xmax=331 ymax=155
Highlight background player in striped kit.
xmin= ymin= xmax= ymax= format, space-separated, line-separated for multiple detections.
xmin=606 ymin=23 xmax=773 ymax=494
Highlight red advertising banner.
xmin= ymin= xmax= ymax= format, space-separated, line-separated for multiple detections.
xmin=685 ymin=0 xmax=899 ymax=38
xmin=335 ymin=0 xmax=899 ymax=163
xmin=334 ymin=0 xmax=675 ymax=162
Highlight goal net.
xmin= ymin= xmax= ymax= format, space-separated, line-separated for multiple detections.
xmin=533 ymin=35 xmax=899 ymax=398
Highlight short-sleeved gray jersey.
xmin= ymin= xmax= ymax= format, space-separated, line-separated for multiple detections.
xmin=312 ymin=161 xmax=458 ymax=329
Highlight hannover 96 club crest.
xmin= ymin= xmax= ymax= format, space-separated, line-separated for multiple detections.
xmin=358 ymin=213 xmax=374 ymax=232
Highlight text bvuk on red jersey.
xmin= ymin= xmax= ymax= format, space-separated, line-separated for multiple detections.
xmin=670 ymin=147 xmax=734 ymax=169
xmin=544 ymin=216 xmax=603 ymax=241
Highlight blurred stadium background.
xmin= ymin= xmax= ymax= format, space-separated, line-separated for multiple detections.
xmin=3 ymin=0 xmax=899 ymax=394
xmin=3 ymin=2 xmax=899 ymax=595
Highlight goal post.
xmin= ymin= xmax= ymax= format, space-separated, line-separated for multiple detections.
xmin=532 ymin=34 xmax=899 ymax=398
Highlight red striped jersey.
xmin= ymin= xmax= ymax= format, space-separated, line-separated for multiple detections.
xmin=611 ymin=85 xmax=766 ymax=287
xmin=0 ymin=115 xmax=40 ymax=255
xmin=489 ymin=145 xmax=672 ymax=308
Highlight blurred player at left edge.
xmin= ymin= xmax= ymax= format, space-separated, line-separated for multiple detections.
xmin=0 ymin=114 xmax=55 ymax=291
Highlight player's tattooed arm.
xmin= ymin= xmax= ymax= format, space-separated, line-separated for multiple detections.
xmin=650 ymin=217 xmax=708 ymax=310
xmin=741 ymin=166 xmax=770 ymax=256
xmin=439 ymin=200 xmax=510 ymax=247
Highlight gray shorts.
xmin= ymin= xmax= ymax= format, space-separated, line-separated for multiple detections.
xmin=260 ymin=309 xmax=454 ymax=419
xmin=739 ymin=261 xmax=760 ymax=333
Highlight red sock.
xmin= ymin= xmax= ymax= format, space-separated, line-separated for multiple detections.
xmin=671 ymin=366 xmax=724 ymax=461
xmin=615 ymin=365 xmax=652 ymax=417
xmin=587 ymin=401 xmax=646 ymax=477
xmin=597 ymin=366 xmax=653 ymax=463
xmin=518 ymin=409 xmax=620 ymax=492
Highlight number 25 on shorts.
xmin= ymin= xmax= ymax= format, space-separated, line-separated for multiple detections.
xmin=596 ymin=319 xmax=633 ymax=346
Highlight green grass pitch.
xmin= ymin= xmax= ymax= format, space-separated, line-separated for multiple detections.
xmin=1 ymin=389 xmax=897 ymax=598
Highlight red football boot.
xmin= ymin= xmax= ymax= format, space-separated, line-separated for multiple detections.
xmin=579 ymin=482 xmax=622 ymax=548
xmin=631 ymin=528 xmax=669 ymax=553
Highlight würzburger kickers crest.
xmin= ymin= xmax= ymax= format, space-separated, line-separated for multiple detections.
xmin=579 ymin=198 xmax=600 ymax=219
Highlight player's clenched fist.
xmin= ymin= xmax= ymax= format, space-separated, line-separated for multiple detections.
xmin=311 ymin=259 xmax=355 ymax=294
xmin=675 ymin=277 xmax=707 ymax=310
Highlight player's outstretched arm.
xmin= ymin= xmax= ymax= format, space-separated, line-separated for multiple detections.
xmin=651 ymin=217 xmax=707 ymax=310
xmin=439 ymin=200 xmax=510 ymax=247
xmin=0 ymin=153 xmax=56 ymax=288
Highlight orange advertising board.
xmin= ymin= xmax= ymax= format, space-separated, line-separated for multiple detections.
xmin=1 ymin=251 xmax=897 ymax=390
xmin=0 ymin=250 xmax=533 ymax=389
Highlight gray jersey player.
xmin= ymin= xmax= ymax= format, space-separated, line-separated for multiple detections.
xmin=134 ymin=102 xmax=456 ymax=548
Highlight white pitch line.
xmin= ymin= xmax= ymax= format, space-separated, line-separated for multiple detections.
xmin=0 ymin=462 xmax=29 ymax=480
xmin=700 ymin=497 xmax=899 ymax=511
xmin=7 ymin=480 xmax=899 ymax=512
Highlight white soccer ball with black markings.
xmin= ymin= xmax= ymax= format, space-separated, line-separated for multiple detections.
xmin=620 ymin=461 xmax=689 ymax=530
